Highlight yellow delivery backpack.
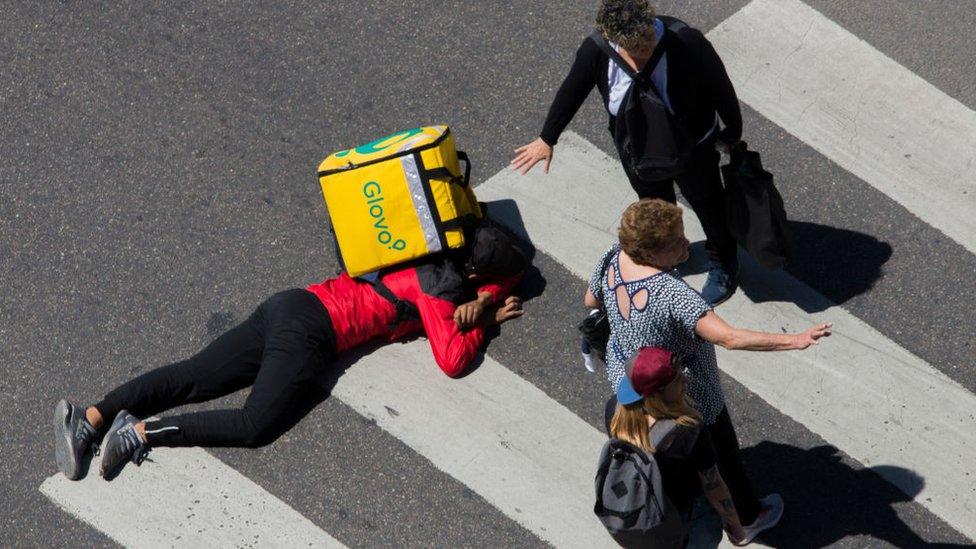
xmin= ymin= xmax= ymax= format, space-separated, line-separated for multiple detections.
xmin=317 ymin=125 xmax=482 ymax=277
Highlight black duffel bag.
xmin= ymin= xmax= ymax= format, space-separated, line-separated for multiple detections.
xmin=722 ymin=142 xmax=792 ymax=269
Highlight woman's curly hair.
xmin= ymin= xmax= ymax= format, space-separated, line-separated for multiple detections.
xmin=596 ymin=0 xmax=656 ymax=49
xmin=618 ymin=198 xmax=683 ymax=266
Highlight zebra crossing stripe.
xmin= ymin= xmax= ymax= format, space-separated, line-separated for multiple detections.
xmin=40 ymin=447 xmax=348 ymax=548
xmin=331 ymin=341 xmax=614 ymax=549
xmin=476 ymin=131 xmax=976 ymax=542
xmin=707 ymin=0 xmax=976 ymax=255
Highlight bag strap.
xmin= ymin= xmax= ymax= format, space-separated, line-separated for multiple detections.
xmin=362 ymin=273 xmax=420 ymax=327
xmin=440 ymin=213 xmax=481 ymax=232
xmin=633 ymin=427 xmax=672 ymax=515
xmin=589 ymin=24 xmax=674 ymax=82
xmin=613 ymin=440 xmax=669 ymax=516
xmin=649 ymin=418 xmax=678 ymax=449
xmin=421 ymin=150 xmax=472 ymax=188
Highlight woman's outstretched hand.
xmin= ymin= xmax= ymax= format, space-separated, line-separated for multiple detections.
xmin=793 ymin=322 xmax=832 ymax=349
xmin=511 ymin=138 xmax=553 ymax=175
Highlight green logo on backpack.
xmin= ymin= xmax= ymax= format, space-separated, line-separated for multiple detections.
xmin=337 ymin=127 xmax=425 ymax=158
xmin=363 ymin=181 xmax=407 ymax=251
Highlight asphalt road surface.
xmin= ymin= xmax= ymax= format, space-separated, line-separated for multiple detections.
xmin=2 ymin=1 xmax=974 ymax=547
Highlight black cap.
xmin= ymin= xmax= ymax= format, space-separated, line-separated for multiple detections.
xmin=465 ymin=226 xmax=526 ymax=277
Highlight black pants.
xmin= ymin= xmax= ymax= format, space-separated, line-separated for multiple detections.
xmin=706 ymin=407 xmax=761 ymax=524
xmin=621 ymin=140 xmax=738 ymax=271
xmin=604 ymin=397 xmax=761 ymax=524
xmin=95 ymin=289 xmax=337 ymax=448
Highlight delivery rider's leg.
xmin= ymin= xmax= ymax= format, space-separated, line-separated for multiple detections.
xmin=135 ymin=289 xmax=337 ymax=448
xmin=60 ymin=297 xmax=269 ymax=478
xmin=87 ymin=303 xmax=266 ymax=431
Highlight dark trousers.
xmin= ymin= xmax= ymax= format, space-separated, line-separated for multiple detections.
xmin=604 ymin=397 xmax=761 ymax=525
xmin=706 ymin=407 xmax=761 ymax=525
xmin=621 ymin=140 xmax=738 ymax=271
xmin=95 ymin=289 xmax=337 ymax=448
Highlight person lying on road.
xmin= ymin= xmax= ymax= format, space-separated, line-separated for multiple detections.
xmin=54 ymin=225 xmax=526 ymax=480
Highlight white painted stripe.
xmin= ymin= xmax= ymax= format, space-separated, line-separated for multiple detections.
xmin=477 ymin=131 xmax=976 ymax=542
xmin=706 ymin=0 xmax=976 ymax=255
xmin=40 ymin=448 xmax=347 ymax=549
xmin=332 ymin=342 xmax=614 ymax=549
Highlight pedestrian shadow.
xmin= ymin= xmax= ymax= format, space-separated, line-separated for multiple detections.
xmin=781 ymin=221 xmax=892 ymax=307
xmin=482 ymin=198 xmax=546 ymax=303
xmin=740 ymin=442 xmax=967 ymax=548
xmin=679 ymin=221 xmax=892 ymax=313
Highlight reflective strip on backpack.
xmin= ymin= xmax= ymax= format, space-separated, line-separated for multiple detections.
xmin=400 ymin=154 xmax=442 ymax=253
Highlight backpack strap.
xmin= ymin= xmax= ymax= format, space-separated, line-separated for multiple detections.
xmin=361 ymin=271 xmax=421 ymax=328
xmin=589 ymin=25 xmax=674 ymax=81
xmin=649 ymin=418 xmax=679 ymax=449
xmin=440 ymin=213 xmax=481 ymax=231
xmin=421 ymin=150 xmax=472 ymax=188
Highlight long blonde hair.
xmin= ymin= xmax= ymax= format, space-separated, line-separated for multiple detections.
xmin=610 ymin=394 xmax=700 ymax=453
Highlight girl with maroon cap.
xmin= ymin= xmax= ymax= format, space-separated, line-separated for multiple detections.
xmin=610 ymin=346 xmax=748 ymax=547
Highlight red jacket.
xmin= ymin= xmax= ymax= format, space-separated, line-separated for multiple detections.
xmin=306 ymin=261 xmax=522 ymax=377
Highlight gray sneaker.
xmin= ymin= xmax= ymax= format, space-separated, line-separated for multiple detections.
xmin=739 ymin=493 xmax=784 ymax=544
xmin=99 ymin=410 xmax=149 ymax=479
xmin=53 ymin=399 xmax=100 ymax=480
xmin=701 ymin=263 xmax=739 ymax=306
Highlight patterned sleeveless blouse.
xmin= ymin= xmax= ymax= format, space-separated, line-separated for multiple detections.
xmin=589 ymin=244 xmax=725 ymax=424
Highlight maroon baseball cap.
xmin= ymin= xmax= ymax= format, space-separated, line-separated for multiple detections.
xmin=626 ymin=347 xmax=677 ymax=398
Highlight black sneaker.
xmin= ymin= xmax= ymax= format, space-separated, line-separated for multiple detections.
xmin=53 ymin=399 xmax=100 ymax=480
xmin=99 ymin=410 xmax=149 ymax=479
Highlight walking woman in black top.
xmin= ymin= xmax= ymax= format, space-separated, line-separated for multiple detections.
xmin=511 ymin=0 xmax=743 ymax=306
xmin=609 ymin=347 xmax=754 ymax=547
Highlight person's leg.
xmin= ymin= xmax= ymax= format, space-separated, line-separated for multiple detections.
xmin=674 ymin=143 xmax=738 ymax=272
xmin=91 ymin=306 xmax=266 ymax=428
xmin=683 ymin=496 xmax=724 ymax=549
xmin=705 ymin=407 xmax=761 ymax=525
xmin=143 ymin=289 xmax=336 ymax=448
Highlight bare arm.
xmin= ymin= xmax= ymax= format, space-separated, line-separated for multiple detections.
xmin=699 ymin=465 xmax=746 ymax=543
xmin=584 ymin=287 xmax=602 ymax=309
xmin=695 ymin=311 xmax=831 ymax=351
xmin=454 ymin=291 xmax=495 ymax=329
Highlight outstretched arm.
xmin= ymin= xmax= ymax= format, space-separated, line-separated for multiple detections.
xmin=512 ymin=38 xmax=600 ymax=174
xmin=695 ymin=311 xmax=831 ymax=351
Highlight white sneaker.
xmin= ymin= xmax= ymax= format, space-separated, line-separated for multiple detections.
xmin=738 ymin=493 xmax=784 ymax=545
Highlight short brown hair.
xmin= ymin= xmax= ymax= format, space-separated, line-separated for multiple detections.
xmin=596 ymin=0 xmax=656 ymax=49
xmin=618 ymin=199 xmax=683 ymax=266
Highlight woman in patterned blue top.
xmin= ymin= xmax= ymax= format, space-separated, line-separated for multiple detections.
xmin=586 ymin=198 xmax=831 ymax=538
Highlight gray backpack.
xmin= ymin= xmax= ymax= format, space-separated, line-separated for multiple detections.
xmin=594 ymin=420 xmax=686 ymax=548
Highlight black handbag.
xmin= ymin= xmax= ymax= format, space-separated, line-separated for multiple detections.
xmin=722 ymin=142 xmax=792 ymax=269
xmin=578 ymin=308 xmax=610 ymax=362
